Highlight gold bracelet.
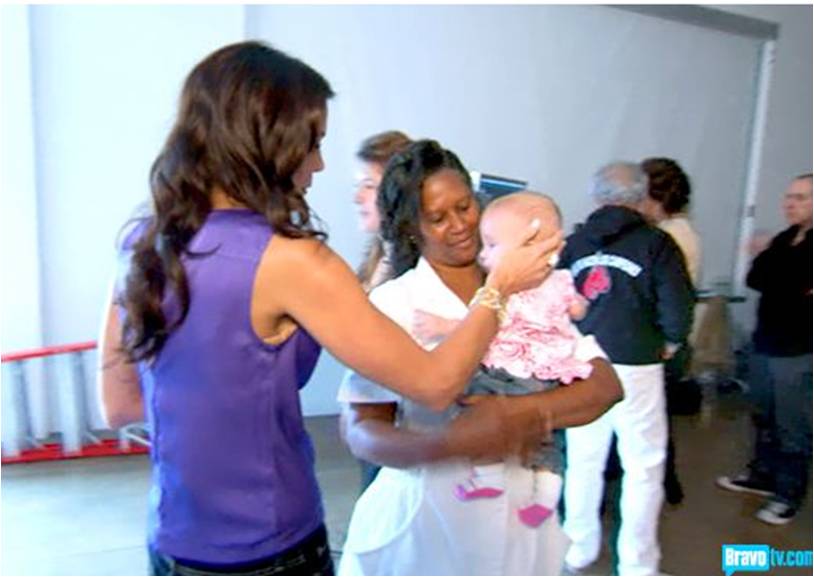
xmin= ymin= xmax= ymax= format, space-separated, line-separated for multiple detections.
xmin=469 ymin=286 xmax=508 ymax=323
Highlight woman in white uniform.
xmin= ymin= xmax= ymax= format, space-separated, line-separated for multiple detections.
xmin=338 ymin=140 xmax=623 ymax=575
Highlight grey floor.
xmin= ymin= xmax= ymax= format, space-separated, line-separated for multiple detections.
xmin=2 ymin=390 xmax=811 ymax=576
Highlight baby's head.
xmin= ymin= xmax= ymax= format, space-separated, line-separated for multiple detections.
xmin=478 ymin=191 xmax=562 ymax=272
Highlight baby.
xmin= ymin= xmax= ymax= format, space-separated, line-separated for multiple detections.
xmin=414 ymin=191 xmax=598 ymax=528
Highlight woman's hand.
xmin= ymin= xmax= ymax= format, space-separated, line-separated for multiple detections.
xmin=443 ymin=358 xmax=622 ymax=462
xmin=97 ymin=295 xmax=144 ymax=428
xmin=444 ymin=395 xmax=552 ymax=463
xmin=413 ymin=311 xmax=459 ymax=345
xmin=485 ymin=222 xmax=564 ymax=297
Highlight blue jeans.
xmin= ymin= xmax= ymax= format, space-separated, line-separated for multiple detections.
xmin=148 ymin=524 xmax=334 ymax=576
xmin=748 ymin=353 xmax=813 ymax=508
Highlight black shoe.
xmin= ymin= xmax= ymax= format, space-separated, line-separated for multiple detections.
xmin=755 ymin=500 xmax=796 ymax=525
xmin=716 ymin=473 xmax=773 ymax=497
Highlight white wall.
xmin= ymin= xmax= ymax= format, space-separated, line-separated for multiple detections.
xmin=1 ymin=5 xmax=42 ymax=352
xmin=2 ymin=6 xmax=245 ymax=436
xmin=718 ymin=5 xmax=812 ymax=234
xmin=247 ymin=4 xmax=785 ymax=413
xmin=2 ymin=5 xmax=810 ymax=421
xmin=0 ymin=5 xmax=48 ymax=446
xmin=30 ymin=5 xmax=245 ymax=346
xmin=713 ymin=5 xmax=812 ymax=338
xmin=249 ymin=5 xmax=764 ymax=287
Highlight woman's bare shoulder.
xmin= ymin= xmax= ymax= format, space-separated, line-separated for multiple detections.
xmin=265 ymin=235 xmax=335 ymax=268
xmin=252 ymin=235 xmax=349 ymax=331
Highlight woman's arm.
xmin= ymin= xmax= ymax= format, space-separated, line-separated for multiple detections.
xmin=489 ymin=358 xmax=623 ymax=431
xmin=341 ymin=358 xmax=622 ymax=468
xmin=341 ymin=398 xmax=547 ymax=469
xmin=96 ymin=291 xmax=144 ymax=428
xmin=264 ymin=231 xmax=559 ymax=412
xmin=340 ymin=403 xmax=446 ymax=468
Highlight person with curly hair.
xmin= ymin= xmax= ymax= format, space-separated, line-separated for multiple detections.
xmin=338 ymin=140 xmax=623 ymax=576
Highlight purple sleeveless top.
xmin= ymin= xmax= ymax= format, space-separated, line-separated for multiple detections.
xmin=129 ymin=210 xmax=323 ymax=564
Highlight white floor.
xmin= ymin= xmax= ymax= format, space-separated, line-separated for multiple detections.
xmin=2 ymin=399 xmax=811 ymax=576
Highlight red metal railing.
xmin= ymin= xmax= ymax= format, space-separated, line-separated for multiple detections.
xmin=1 ymin=341 xmax=97 ymax=363
xmin=1 ymin=341 xmax=149 ymax=464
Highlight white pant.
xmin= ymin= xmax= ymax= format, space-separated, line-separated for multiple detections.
xmin=563 ymin=363 xmax=667 ymax=576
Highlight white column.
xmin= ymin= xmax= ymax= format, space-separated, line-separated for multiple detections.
xmin=1 ymin=5 xmax=50 ymax=447
xmin=733 ymin=40 xmax=776 ymax=297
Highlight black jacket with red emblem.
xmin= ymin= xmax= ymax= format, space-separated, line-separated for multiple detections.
xmin=558 ymin=205 xmax=695 ymax=365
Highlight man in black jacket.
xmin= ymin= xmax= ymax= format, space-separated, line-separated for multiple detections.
xmin=560 ymin=162 xmax=694 ymax=576
xmin=717 ymin=173 xmax=812 ymax=525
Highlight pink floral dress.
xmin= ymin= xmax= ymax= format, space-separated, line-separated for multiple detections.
xmin=482 ymin=270 xmax=593 ymax=384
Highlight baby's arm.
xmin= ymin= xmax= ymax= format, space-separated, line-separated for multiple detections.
xmin=413 ymin=310 xmax=461 ymax=344
xmin=568 ymin=294 xmax=588 ymax=321
xmin=558 ymin=270 xmax=588 ymax=321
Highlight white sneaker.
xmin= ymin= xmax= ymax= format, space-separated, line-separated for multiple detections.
xmin=755 ymin=500 xmax=796 ymax=525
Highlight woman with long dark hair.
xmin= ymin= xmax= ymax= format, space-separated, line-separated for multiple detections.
xmin=338 ymin=140 xmax=623 ymax=575
xmin=98 ymin=42 xmax=560 ymax=575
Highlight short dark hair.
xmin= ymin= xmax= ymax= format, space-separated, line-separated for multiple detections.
xmin=641 ymin=157 xmax=692 ymax=215
xmin=377 ymin=140 xmax=471 ymax=276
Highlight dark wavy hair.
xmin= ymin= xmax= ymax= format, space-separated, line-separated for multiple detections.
xmin=121 ymin=41 xmax=334 ymax=362
xmin=641 ymin=157 xmax=692 ymax=215
xmin=377 ymin=140 xmax=472 ymax=277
